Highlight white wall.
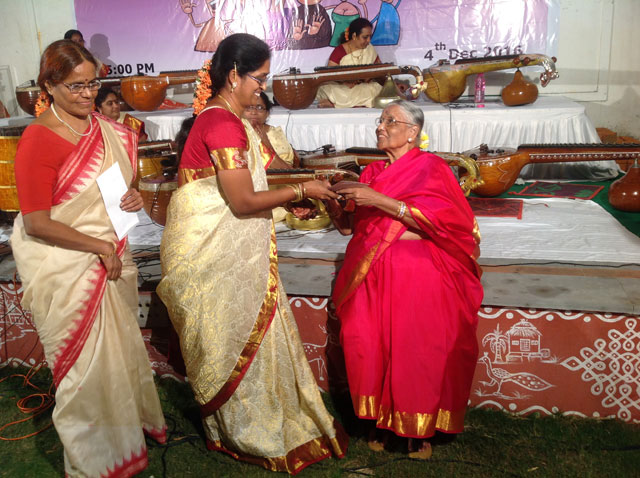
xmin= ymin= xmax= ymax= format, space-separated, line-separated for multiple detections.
xmin=581 ymin=0 xmax=640 ymax=138
xmin=0 ymin=0 xmax=637 ymax=138
xmin=0 ymin=0 xmax=76 ymax=116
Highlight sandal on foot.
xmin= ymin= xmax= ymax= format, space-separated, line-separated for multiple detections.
xmin=408 ymin=440 xmax=432 ymax=460
xmin=367 ymin=428 xmax=386 ymax=452
xmin=367 ymin=440 xmax=385 ymax=452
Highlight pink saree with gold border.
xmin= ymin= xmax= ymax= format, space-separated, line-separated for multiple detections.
xmin=333 ymin=147 xmax=484 ymax=439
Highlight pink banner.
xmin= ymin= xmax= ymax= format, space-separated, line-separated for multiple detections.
xmin=74 ymin=0 xmax=558 ymax=77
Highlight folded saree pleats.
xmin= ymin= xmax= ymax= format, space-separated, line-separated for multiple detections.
xmin=202 ymin=280 xmax=347 ymax=474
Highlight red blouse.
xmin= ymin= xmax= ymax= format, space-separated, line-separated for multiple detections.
xmin=328 ymin=45 xmax=348 ymax=64
xmin=328 ymin=44 xmax=381 ymax=65
xmin=14 ymin=125 xmax=77 ymax=215
xmin=178 ymin=108 xmax=249 ymax=186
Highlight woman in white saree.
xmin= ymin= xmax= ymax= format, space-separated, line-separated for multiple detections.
xmin=11 ymin=40 xmax=166 ymax=478
xmin=316 ymin=18 xmax=383 ymax=108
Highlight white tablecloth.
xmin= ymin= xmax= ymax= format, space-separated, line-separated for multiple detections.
xmin=2 ymin=96 xmax=617 ymax=180
xmin=127 ymin=199 xmax=640 ymax=267
xmin=130 ymin=96 xmax=600 ymax=150
xmin=129 ymin=95 xmax=617 ymax=179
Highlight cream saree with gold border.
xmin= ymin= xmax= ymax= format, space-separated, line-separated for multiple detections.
xmin=11 ymin=116 xmax=166 ymax=478
xmin=158 ymin=110 xmax=347 ymax=474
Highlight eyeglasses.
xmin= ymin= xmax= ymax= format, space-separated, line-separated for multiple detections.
xmin=62 ymin=79 xmax=102 ymax=94
xmin=246 ymin=105 xmax=267 ymax=111
xmin=246 ymin=73 xmax=270 ymax=86
xmin=375 ymin=116 xmax=416 ymax=128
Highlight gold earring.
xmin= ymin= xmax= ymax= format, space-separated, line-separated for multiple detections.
xmin=231 ymin=82 xmax=237 ymax=93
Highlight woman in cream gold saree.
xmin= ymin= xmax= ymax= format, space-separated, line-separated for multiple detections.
xmin=316 ymin=18 xmax=383 ymax=108
xmin=11 ymin=40 xmax=166 ymax=478
xmin=157 ymin=33 xmax=347 ymax=474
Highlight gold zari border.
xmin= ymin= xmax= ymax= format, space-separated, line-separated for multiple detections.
xmin=355 ymin=394 xmax=467 ymax=437
xmin=409 ymin=205 xmax=482 ymax=277
xmin=406 ymin=206 xmax=437 ymax=234
xmin=206 ymin=420 xmax=348 ymax=474
xmin=210 ymin=147 xmax=248 ymax=170
xmin=333 ymin=243 xmax=379 ymax=309
xmin=178 ymin=166 xmax=216 ymax=186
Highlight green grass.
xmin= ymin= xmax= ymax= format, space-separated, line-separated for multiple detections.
xmin=1 ymin=365 xmax=639 ymax=477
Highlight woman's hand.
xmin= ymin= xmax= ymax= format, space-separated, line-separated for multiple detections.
xmin=120 ymin=188 xmax=144 ymax=212
xmin=254 ymin=123 xmax=270 ymax=145
xmin=97 ymin=240 xmax=122 ymax=280
xmin=100 ymin=252 xmax=122 ymax=281
xmin=302 ymin=180 xmax=339 ymax=201
xmin=334 ymin=185 xmax=384 ymax=207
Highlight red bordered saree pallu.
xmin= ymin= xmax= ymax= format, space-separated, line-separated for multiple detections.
xmin=11 ymin=116 xmax=166 ymax=478
xmin=333 ymin=147 xmax=484 ymax=439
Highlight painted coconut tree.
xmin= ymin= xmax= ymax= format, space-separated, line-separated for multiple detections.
xmin=482 ymin=324 xmax=508 ymax=363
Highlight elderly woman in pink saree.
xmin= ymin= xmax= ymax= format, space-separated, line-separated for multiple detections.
xmin=329 ymin=99 xmax=483 ymax=459
xmin=10 ymin=40 xmax=166 ymax=478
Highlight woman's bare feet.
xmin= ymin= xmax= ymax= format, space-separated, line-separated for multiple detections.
xmin=408 ymin=438 xmax=432 ymax=460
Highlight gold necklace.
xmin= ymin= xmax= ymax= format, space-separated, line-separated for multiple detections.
xmin=218 ymin=95 xmax=239 ymax=118
xmin=347 ymin=42 xmax=364 ymax=60
xmin=51 ymin=103 xmax=93 ymax=137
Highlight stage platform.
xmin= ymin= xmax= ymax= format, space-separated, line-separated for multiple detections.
xmin=1 ymin=188 xmax=638 ymax=424
xmin=0 ymin=196 xmax=637 ymax=313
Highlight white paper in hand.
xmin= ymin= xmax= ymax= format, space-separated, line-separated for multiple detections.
xmin=96 ymin=162 xmax=139 ymax=240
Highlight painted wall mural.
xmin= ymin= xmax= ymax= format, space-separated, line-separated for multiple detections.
xmin=3 ymin=281 xmax=639 ymax=424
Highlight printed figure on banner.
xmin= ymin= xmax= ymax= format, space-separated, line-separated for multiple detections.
xmin=370 ymin=0 xmax=402 ymax=45
xmin=288 ymin=0 xmax=332 ymax=49
xmin=326 ymin=1 xmax=367 ymax=47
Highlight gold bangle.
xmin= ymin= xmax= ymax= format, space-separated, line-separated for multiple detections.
xmin=300 ymin=182 xmax=307 ymax=199
xmin=288 ymin=183 xmax=303 ymax=202
xmin=98 ymin=241 xmax=117 ymax=260
xmin=287 ymin=184 xmax=299 ymax=201
xmin=396 ymin=201 xmax=406 ymax=219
